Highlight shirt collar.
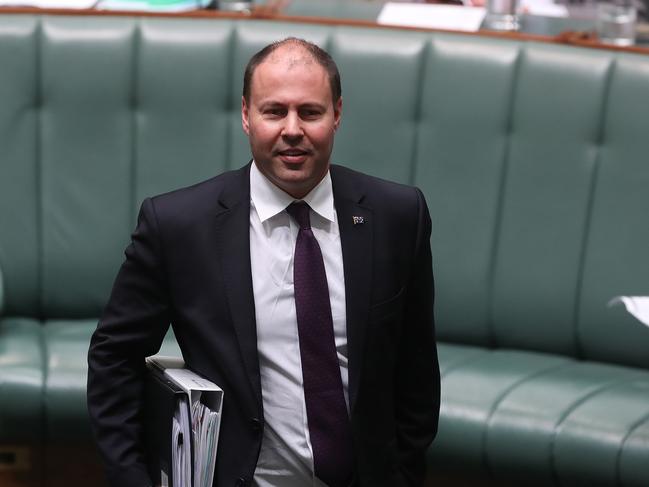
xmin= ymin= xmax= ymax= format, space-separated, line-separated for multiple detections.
xmin=250 ymin=161 xmax=336 ymax=224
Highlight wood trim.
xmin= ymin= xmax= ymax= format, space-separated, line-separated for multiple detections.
xmin=0 ymin=446 xmax=31 ymax=472
xmin=0 ymin=6 xmax=648 ymax=55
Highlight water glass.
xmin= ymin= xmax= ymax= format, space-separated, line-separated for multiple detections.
xmin=218 ymin=0 xmax=252 ymax=12
xmin=597 ymin=0 xmax=636 ymax=46
xmin=485 ymin=0 xmax=520 ymax=31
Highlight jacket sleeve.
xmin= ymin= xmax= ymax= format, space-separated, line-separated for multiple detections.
xmin=394 ymin=187 xmax=440 ymax=486
xmin=87 ymin=197 xmax=171 ymax=487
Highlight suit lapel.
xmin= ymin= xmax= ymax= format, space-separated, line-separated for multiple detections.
xmin=331 ymin=165 xmax=373 ymax=413
xmin=213 ymin=163 xmax=262 ymax=410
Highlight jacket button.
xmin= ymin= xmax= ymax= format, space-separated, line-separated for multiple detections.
xmin=250 ymin=418 xmax=261 ymax=432
xmin=235 ymin=477 xmax=247 ymax=487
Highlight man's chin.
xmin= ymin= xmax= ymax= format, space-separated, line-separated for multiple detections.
xmin=255 ymin=158 xmax=328 ymax=198
xmin=274 ymin=170 xmax=322 ymax=199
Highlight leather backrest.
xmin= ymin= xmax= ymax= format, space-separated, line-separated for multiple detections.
xmin=415 ymin=34 xmax=521 ymax=347
xmin=329 ymin=28 xmax=427 ymax=183
xmin=0 ymin=16 xmax=40 ymax=315
xmin=577 ymin=56 xmax=649 ymax=367
xmin=0 ymin=16 xmax=234 ymax=319
xmin=0 ymin=15 xmax=648 ymax=367
xmin=489 ymin=44 xmax=611 ymax=356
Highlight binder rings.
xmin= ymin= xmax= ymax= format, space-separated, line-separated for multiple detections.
xmin=144 ymin=356 xmax=224 ymax=487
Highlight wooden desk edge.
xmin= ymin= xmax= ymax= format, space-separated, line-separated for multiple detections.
xmin=0 ymin=6 xmax=648 ymax=55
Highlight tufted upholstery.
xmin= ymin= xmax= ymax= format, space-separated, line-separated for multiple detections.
xmin=1 ymin=13 xmax=649 ymax=487
xmin=0 ymin=260 xmax=4 ymax=315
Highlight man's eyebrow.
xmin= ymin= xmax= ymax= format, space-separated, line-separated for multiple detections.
xmin=257 ymin=101 xmax=285 ymax=109
xmin=298 ymin=102 xmax=328 ymax=111
xmin=257 ymin=101 xmax=327 ymax=110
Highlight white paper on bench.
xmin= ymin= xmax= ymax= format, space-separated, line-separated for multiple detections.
xmin=609 ymin=296 xmax=649 ymax=326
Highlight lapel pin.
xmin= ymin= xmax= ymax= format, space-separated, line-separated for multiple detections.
xmin=352 ymin=216 xmax=364 ymax=225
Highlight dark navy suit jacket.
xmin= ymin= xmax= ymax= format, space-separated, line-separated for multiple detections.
xmin=87 ymin=163 xmax=440 ymax=487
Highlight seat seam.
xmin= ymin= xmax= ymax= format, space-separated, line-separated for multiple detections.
xmin=39 ymin=319 xmax=48 ymax=487
xmin=407 ymin=34 xmax=428 ymax=186
xmin=550 ymin=376 xmax=642 ymax=487
xmin=440 ymin=348 xmax=492 ymax=379
xmin=36 ymin=16 xmax=43 ymax=321
xmin=615 ymin=400 xmax=649 ymax=487
xmin=572 ymin=56 xmax=616 ymax=361
xmin=130 ymin=18 xmax=140 ymax=228
xmin=224 ymin=20 xmax=235 ymax=171
xmin=485 ymin=42 xmax=523 ymax=349
xmin=482 ymin=358 xmax=572 ymax=481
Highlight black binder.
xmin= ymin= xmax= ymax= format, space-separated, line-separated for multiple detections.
xmin=144 ymin=365 xmax=193 ymax=487
xmin=143 ymin=356 xmax=223 ymax=487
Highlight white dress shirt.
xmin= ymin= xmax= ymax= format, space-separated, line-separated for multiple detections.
xmin=249 ymin=162 xmax=348 ymax=487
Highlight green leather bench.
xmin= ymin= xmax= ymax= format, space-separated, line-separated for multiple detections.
xmin=1 ymin=12 xmax=649 ymax=487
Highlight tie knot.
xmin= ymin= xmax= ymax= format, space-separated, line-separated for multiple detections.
xmin=286 ymin=201 xmax=311 ymax=230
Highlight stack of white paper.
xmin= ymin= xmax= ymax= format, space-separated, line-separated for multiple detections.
xmin=172 ymin=396 xmax=192 ymax=487
xmin=191 ymin=401 xmax=220 ymax=487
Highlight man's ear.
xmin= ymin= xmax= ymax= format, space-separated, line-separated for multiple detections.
xmin=333 ymin=96 xmax=342 ymax=132
xmin=241 ymin=96 xmax=250 ymax=135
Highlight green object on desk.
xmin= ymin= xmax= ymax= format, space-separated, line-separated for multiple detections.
xmin=97 ymin=0 xmax=211 ymax=11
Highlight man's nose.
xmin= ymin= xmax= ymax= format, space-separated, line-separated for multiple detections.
xmin=281 ymin=112 xmax=303 ymax=140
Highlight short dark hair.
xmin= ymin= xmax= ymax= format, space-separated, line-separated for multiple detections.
xmin=242 ymin=37 xmax=342 ymax=105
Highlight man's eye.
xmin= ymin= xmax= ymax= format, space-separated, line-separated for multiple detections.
xmin=300 ymin=109 xmax=322 ymax=119
xmin=264 ymin=108 xmax=286 ymax=117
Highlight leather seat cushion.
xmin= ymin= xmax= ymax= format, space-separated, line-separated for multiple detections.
xmin=43 ymin=320 xmax=181 ymax=441
xmin=430 ymin=342 xmax=649 ymax=486
xmin=0 ymin=317 xmax=44 ymax=442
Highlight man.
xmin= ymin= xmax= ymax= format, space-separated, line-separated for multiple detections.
xmin=87 ymin=38 xmax=439 ymax=487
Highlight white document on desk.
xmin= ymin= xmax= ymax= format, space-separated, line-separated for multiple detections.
xmin=378 ymin=3 xmax=486 ymax=32
xmin=609 ymin=296 xmax=649 ymax=327
xmin=520 ymin=0 xmax=569 ymax=17
xmin=0 ymin=0 xmax=95 ymax=7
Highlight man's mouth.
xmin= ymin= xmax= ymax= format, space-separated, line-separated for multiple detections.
xmin=276 ymin=148 xmax=311 ymax=163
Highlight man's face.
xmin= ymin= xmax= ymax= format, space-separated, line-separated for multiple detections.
xmin=242 ymin=47 xmax=342 ymax=199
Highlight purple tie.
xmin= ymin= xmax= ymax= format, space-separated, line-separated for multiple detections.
xmin=286 ymin=201 xmax=354 ymax=487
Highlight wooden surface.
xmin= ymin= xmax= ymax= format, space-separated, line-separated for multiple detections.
xmin=0 ymin=6 xmax=648 ymax=55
